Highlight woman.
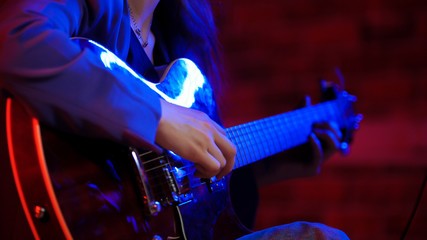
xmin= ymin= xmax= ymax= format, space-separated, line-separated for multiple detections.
xmin=0 ymin=0 xmax=348 ymax=239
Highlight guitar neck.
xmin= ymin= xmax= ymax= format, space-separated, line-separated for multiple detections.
xmin=227 ymin=99 xmax=346 ymax=169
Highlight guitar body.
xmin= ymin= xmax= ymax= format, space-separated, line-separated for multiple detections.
xmin=4 ymin=39 xmax=251 ymax=240
xmin=5 ymin=90 xmax=249 ymax=240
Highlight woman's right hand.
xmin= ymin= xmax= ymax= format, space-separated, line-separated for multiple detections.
xmin=155 ymin=99 xmax=236 ymax=179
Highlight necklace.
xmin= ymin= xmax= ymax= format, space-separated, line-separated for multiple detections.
xmin=128 ymin=6 xmax=149 ymax=48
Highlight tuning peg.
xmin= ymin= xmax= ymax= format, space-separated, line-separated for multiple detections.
xmin=353 ymin=123 xmax=360 ymax=130
xmin=352 ymin=114 xmax=363 ymax=130
xmin=356 ymin=114 xmax=363 ymax=123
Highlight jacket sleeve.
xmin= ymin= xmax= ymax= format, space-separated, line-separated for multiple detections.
xmin=0 ymin=0 xmax=161 ymax=150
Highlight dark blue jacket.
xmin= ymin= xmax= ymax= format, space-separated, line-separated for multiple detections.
xmin=0 ymin=0 xmax=162 ymax=150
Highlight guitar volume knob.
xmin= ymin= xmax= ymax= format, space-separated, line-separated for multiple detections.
xmin=149 ymin=201 xmax=162 ymax=215
xmin=34 ymin=205 xmax=48 ymax=222
xmin=152 ymin=235 xmax=162 ymax=240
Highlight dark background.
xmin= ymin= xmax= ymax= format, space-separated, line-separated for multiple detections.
xmin=216 ymin=0 xmax=427 ymax=239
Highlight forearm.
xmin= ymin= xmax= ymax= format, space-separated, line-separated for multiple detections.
xmin=0 ymin=0 xmax=161 ymax=149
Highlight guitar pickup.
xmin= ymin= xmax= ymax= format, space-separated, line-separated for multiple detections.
xmin=177 ymin=192 xmax=194 ymax=206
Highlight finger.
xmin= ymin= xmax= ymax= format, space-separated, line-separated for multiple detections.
xmin=208 ymin=143 xmax=226 ymax=169
xmin=194 ymin=164 xmax=210 ymax=178
xmin=308 ymin=133 xmax=323 ymax=168
xmin=313 ymin=122 xmax=343 ymax=141
xmin=304 ymin=95 xmax=312 ymax=107
xmin=192 ymin=153 xmax=221 ymax=178
xmin=211 ymin=119 xmax=227 ymax=136
xmin=197 ymin=111 xmax=227 ymax=136
xmin=186 ymin=136 xmax=223 ymax=178
xmin=312 ymin=128 xmax=341 ymax=152
xmin=217 ymin=153 xmax=235 ymax=179
xmin=213 ymin=131 xmax=236 ymax=179
xmin=295 ymin=95 xmax=312 ymax=109
xmin=328 ymin=121 xmax=342 ymax=140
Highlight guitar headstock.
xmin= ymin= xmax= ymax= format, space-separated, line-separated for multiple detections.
xmin=319 ymin=79 xmax=363 ymax=155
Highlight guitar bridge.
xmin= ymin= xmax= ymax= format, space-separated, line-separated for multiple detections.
xmin=130 ymin=148 xmax=163 ymax=216
xmin=130 ymin=148 xmax=194 ymax=215
xmin=201 ymin=177 xmax=225 ymax=193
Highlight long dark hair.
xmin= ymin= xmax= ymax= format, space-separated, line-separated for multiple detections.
xmin=154 ymin=0 xmax=224 ymax=98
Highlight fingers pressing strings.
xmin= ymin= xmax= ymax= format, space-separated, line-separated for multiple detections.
xmin=155 ymin=99 xmax=236 ymax=179
xmin=312 ymin=122 xmax=342 ymax=159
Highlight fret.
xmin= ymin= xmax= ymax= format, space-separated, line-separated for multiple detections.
xmin=227 ymin=126 xmax=243 ymax=168
xmin=248 ymin=122 xmax=262 ymax=161
xmin=229 ymin=125 xmax=253 ymax=168
xmin=255 ymin=121 xmax=269 ymax=159
xmin=256 ymin=119 xmax=269 ymax=158
xmin=233 ymin=127 xmax=245 ymax=169
xmin=227 ymin=126 xmax=237 ymax=167
xmin=287 ymin=111 xmax=303 ymax=148
xmin=243 ymin=122 xmax=262 ymax=164
xmin=273 ymin=117 xmax=285 ymax=153
xmin=264 ymin=120 xmax=275 ymax=157
xmin=265 ymin=118 xmax=278 ymax=156
xmin=250 ymin=121 xmax=266 ymax=161
xmin=249 ymin=122 xmax=263 ymax=161
xmin=236 ymin=125 xmax=252 ymax=167
xmin=274 ymin=116 xmax=286 ymax=150
xmin=243 ymin=123 xmax=256 ymax=164
xmin=235 ymin=126 xmax=248 ymax=166
xmin=234 ymin=125 xmax=247 ymax=168
xmin=277 ymin=113 xmax=289 ymax=151
xmin=265 ymin=117 xmax=280 ymax=156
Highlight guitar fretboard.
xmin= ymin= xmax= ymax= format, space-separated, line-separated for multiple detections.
xmin=226 ymin=99 xmax=347 ymax=169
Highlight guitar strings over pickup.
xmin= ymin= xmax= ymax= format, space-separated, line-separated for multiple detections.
xmin=129 ymin=148 xmax=205 ymax=216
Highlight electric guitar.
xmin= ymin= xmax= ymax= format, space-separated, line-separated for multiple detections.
xmin=4 ymin=39 xmax=361 ymax=240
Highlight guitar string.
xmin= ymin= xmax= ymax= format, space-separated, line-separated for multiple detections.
xmin=140 ymin=157 xmax=224 ymax=189
xmin=184 ymin=102 xmax=339 ymax=171
xmin=230 ymin=125 xmax=250 ymax=168
xmin=230 ymin=119 xmax=275 ymax=167
xmin=230 ymin=107 xmax=312 ymax=168
xmin=143 ymin=168 xmax=208 ymax=192
xmin=139 ymin=100 xmax=344 ymax=173
xmin=248 ymin=121 xmax=262 ymax=162
xmin=228 ymin=127 xmax=243 ymax=168
xmin=254 ymin=121 xmax=268 ymax=158
xmin=229 ymin=101 xmax=342 ymax=165
xmin=241 ymin=123 xmax=254 ymax=165
xmin=230 ymin=117 xmax=282 ymax=168
xmin=237 ymin=124 xmax=252 ymax=166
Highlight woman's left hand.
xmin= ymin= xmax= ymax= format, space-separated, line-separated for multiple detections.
xmin=308 ymin=121 xmax=343 ymax=174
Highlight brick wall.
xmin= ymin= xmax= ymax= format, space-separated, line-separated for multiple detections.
xmin=217 ymin=0 xmax=427 ymax=239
